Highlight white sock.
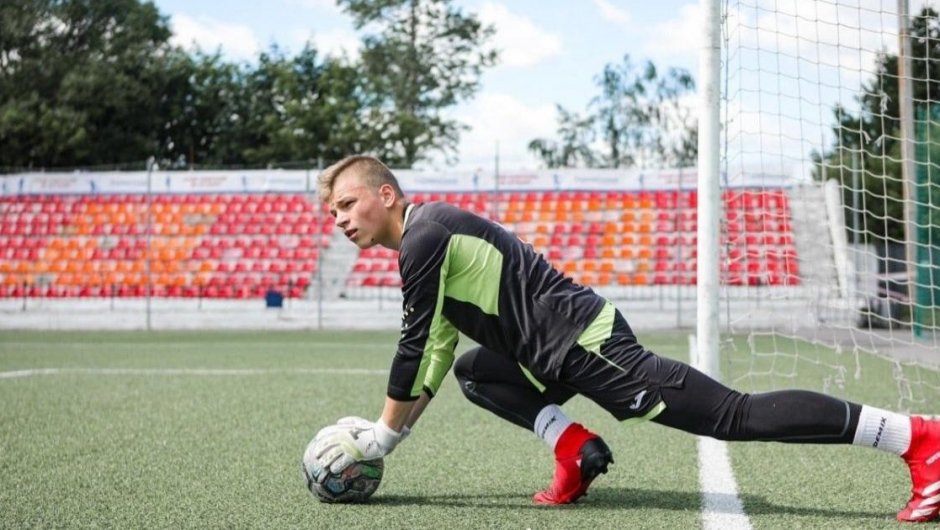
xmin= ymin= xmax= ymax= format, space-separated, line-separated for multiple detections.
xmin=852 ymin=405 xmax=912 ymax=456
xmin=534 ymin=404 xmax=573 ymax=450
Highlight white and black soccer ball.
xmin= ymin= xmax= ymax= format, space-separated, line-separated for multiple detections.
xmin=301 ymin=430 xmax=384 ymax=503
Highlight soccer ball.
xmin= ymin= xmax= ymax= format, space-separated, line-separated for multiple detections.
xmin=301 ymin=431 xmax=384 ymax=503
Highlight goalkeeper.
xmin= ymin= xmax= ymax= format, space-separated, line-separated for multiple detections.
xmin=313 ymin=155 xmax=940 ymax=523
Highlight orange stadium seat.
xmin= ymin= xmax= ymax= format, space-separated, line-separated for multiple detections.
xmin=0 ymin=193 xmax=331 ymax=299
xmin=0 ymin=188 xmax=801 ymax=296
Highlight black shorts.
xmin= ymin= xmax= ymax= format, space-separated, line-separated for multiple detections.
xmin=457 ymin=305 xmax=859 ymax=441
xmin=535 ymin=306 xmax=690 ymax=422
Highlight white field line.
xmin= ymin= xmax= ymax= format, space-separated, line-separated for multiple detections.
xmin=690 ymin=333 xmax=752 ymax=529
xmin=0 ymin=367 xmax=388 ymax=379
xmin=698 ymin=436 xmax=753 ymax=530
xmin=0 ymin=341 xmax=392 ymax=349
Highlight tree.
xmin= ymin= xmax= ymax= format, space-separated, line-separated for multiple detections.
xmin=814 ymin=7 xmax=940 ymax=245
xmin=336 ymin=0 xmax=498 ymax=167
xmin=527 ymin=106 xmax=597 ymax=169
xmin=529 ymin=54 xmax=696 ymax=169
xmin=230 ymin=45 xmax=370 ymax=167
xmin=0 ymin=0 xmax=175 ymax=168
xmin=0 ymin=0 xmax=497 ymax=170
xmin=156 ymin=50 xmax=245 ymax=168
xmin=0 ymin=1 xmax=374 ymax=170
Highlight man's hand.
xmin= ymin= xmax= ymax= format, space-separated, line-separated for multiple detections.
xmin=337 ymin=416 xmax=411 ymax=441
xmin=315 ymin=418 xmax=403 ymax=476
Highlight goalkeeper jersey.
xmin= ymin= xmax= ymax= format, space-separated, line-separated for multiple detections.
xmin=387 ymin=202 xmax=607 ymax=401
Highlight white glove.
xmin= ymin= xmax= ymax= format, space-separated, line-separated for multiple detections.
xmin=337 ymin=416 xmax=411 ymax=441
xmin=315 ymin=418 xmax=403 ymax=475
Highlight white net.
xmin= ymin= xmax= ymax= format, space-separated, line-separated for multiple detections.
xmin=720 ymin=0 xmax=940 ymax=411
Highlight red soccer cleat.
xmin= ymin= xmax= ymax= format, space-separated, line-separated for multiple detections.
xmin=898 ymin=416 xmax=940 ymax=523
xmin=533 ymin=423 xmax=613 ymax=505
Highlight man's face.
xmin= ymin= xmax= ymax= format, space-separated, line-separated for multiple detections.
xmin=328 ymin=171 xmax=393 ymax=248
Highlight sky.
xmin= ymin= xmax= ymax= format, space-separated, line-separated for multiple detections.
xmin=150 ymin=0 xmax=704 ymax=170
xmin=149 ymin=0 xmax=937 ymax=178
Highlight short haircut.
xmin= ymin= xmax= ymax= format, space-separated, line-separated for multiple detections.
xmin=317 ymin=155 xmax=404 ymax=202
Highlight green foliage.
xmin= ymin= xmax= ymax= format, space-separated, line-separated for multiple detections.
xmin=0 ymin=0 xmax=173 ymax=168
xmin=529 ymin=54 xmax=697 ymax=169
xmin=814 ymin=7 xmax=940 ymax=245
xmin=155 ymin=45 xmax=369 ymax=168
xmin=156 ymin=51 xmax=246 ymax=167
xmin=527 ymin=105 xmax=598 ymax=169
xmin=815 ymin=137 xmax=908 ymax=244
xmin=337 ymin=0 xmax=498 ymax=167
xmin=225 ymin=46 xmax=369 ymax=167
xmin=1 ymin=0 xmax=497 ymax=170
xmin=913 ymin=116 xmax=940 ymax=255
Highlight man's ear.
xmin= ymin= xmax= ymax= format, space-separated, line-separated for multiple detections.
xmin=379 ymin=184 xmax=396 ymax=206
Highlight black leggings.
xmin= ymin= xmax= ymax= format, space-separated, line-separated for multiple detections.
xmin=653 ymin=366 xmax=860 ymax=443
xmin=453 ymin=345 xmax=861 ymax=444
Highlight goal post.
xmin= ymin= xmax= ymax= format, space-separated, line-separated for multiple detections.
xmin=697 ymin=0 xmax=723 ymax=381
xmin=706 ymin=0 xmax=940 ymax=411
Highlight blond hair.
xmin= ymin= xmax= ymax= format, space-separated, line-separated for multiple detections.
xmin=317 ymin=155 xmax=404 ymax=202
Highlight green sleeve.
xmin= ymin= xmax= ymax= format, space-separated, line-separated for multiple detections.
xmin=421 ymin=317 xmax=458 ymax=396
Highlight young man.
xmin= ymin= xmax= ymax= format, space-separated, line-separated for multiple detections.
xmin=312 ymin=155 xmax=940 ymax=522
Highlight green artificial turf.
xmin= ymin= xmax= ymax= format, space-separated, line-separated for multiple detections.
xmin=0 ymin=330 xmax=934 ymax=528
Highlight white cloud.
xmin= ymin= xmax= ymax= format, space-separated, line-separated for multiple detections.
xmin=644 ymin=0 xmax=893 ymax=63
xmin=593 ymin=0 xmax=632 ymax=29
xmin=285 ymin=0 xmax=338 ymax=10
xmin=478 ymin=2 xmax=562 ymax=68
xmin=288 ymin=28 xmax=361 ymax=58
xmin=747 ymin=1 xmax=895 ymax=74
xmin=449 ymin=92 xmax=557 ymax=169
xmin=642 ymin=3 xmax=702 ymax=59
xmin=315 ymin=29 xmax=361 ymax=58
xmin=283 ymin=0 xmax=348 ymax=18
xmin=169 ymin=14 xmax=261 ymax=61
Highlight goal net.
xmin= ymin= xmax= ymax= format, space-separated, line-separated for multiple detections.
xmin=718 ymin=0 xmax=940 ymax=411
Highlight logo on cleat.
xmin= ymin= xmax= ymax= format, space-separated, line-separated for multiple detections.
xmin=927 ymin=452 xmax=940 ymax=466
xmin=923 ymin=481 xmax=940 ymax=497
xmin=911 ymin=507 xmax=938 ymax=520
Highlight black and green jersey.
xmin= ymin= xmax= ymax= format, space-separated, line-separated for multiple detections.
xmin=388 ymin=202 xmax=607 ymax=401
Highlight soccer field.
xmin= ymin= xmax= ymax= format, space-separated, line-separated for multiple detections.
xmin=0 ymin=330 xmax=920 ymax=529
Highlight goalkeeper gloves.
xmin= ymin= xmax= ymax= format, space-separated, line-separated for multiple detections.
xmin=315 ymin=418 xmax=404 ymax=476
xmin=337 ymin=416 xmax=411 ymax=441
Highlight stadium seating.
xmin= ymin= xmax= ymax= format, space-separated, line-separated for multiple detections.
xmin=0 ymin=188 xmax=800 ymax=298
xmin=344 ymin=188 xmax=800 ymax=290
xmin=343 ymin=192 xmax=490 ymax=291
xmin=0 ymin=193 xmax=329 ymax=299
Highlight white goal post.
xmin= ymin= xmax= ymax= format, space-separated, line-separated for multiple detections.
xmin=700 ymin=0 xmax=940 ymax=411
